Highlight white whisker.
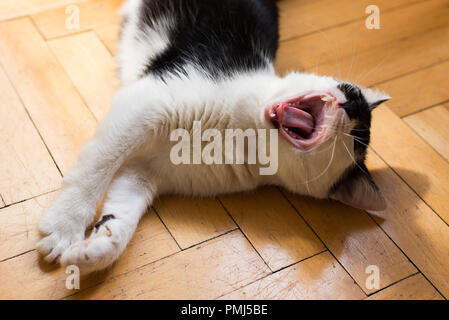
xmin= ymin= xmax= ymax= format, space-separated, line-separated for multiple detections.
xmin=299 ymin=136 xmax=338 ymax=187
xmin=341 ymin=139 xmax=369 ymax=176
xmin=342 ymin=132 xmax=377 ymax=154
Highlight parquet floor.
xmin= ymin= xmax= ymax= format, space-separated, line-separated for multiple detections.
xmin=0 ymin=0 xmax=448 ymax=300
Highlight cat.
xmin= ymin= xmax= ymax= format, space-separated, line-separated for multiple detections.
xmin=37 ymin=0 xmax=390 ymax=273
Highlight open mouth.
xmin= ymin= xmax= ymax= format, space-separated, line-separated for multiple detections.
xmin=265 ymin=91 xmax=338 ymax=150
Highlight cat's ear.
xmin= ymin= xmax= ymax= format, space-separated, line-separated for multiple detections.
xmin=330 ymin=165 xmax=387 ymax=212
xmin=362 ymin=88 xmax=391 ymax=111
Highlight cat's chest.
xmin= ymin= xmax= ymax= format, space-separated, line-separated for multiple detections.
xmin=150 ymin=149 xmax=262 ymax=196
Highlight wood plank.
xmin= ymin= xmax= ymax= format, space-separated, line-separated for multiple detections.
xmin=284 ymin=193 xmax=417 ymax=294
xmin=48 ymin=32 xmax=119 ymax=121
xmin=220 ymin=251 xmax=365 ymax=300
xmin=367 ymin=274 xmax=444 ymax=300
xmin=404 ymin=104 xmax=449 ymax=161
xmin=318 ymin=23 xmax=449 ymax=86
xmin=95 ymin=23 xmax=120 ymax=54
xmin=278 ymin=0 xmax=422 ymax=41
xmin=371 ymin=106 xmax=449 ymax=224
xmin=0 ymin=66 xmax=61 ymax=205
xmin=0 ymin=192 xmax=56 ymax=262
xmin=278 ymin=0 xmax=449 ymax=76
xmin=378 ymin=61 xmax=449 ymax=117
xmin=0 ymin=0 xmax=88 ymax=21
xmin=0 ymin=18 xmax=97 ymax=174
xmin=69 ymin=230 xmax=270 ymax=299
xmin=0 ymin=251 xmax=72 ymax=299
xmin=365 ymin=145 xmax=449 ymax=298
xmin=220 ymin=187 xmax=325 ymax=271
xmin=154 ymin=196 xmax=236 ymax=249
xmin=277 ymin=23 xmax=449 ymax=87
xmin=31 ymin=0 xmax=124 ymax=40
xmin=0 ymin=205 xmax=179 ymax=299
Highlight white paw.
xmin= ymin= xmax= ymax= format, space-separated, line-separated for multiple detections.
xmin=36 ymin=196 xmax=90 ymax=263
xmin=61 ymin=225 xmax=120 ymax=274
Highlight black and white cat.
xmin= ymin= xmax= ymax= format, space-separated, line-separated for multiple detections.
xmin=37 ymin=0 xmax=390 ymax=273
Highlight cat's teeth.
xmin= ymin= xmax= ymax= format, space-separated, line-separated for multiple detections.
xmin=321 ymin=95 xmax=335 ymax=102
xmin=288 ymin=102 xmax=301 ymax=108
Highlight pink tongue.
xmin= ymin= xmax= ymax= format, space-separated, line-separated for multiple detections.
xmin=281 ymin=107 xmax=314 ymax=136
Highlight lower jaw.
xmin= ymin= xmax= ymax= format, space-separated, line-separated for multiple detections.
xmin=279 ymin=127 xmax=324 ymax=150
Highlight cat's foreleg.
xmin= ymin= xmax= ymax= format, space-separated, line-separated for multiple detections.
xmin=60 ymin=166 xmax=155 ymax=273
xmin=37 ymin=78 xmax=168 ymax=263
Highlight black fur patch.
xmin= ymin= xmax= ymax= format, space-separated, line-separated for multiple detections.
xmin=139 ymin=0 xmax=279 ymax=80
xmin=328 ymin=161 xmax=377 ymax=197
xmin=94 ymin=214 xmax=116 ymax=230
xmin=338 ymin=82 xmax=372 ymax=159
xmin=328 ymin=83 xmax=376 ymax=196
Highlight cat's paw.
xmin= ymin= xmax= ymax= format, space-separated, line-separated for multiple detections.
xmin=60 ymin=225 xmax=120 ymax=274
xmin=36 ymin=203 xmax=88 ymax=263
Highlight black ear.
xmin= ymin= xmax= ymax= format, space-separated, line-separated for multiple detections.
xmin=330 ymin=165 xmax=387 ymax=212
xmin=361 ymin=88 xmax=391 ymax=111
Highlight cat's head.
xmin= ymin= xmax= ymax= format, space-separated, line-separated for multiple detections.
xmin=266 ymin=73 xmax=389 ymax=211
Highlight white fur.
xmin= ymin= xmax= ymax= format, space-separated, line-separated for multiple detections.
xmin=118 ymin=0 xmax=174 ymax=85
xmin=37 ymin=0 xmax=358 ymax=273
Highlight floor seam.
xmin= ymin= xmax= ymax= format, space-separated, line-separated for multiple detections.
xmin=278 ymin=188 xmax=368 ymax=297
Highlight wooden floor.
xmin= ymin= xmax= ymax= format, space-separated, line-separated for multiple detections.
xmin=0 ymin=0 xmax=448 ymax=300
